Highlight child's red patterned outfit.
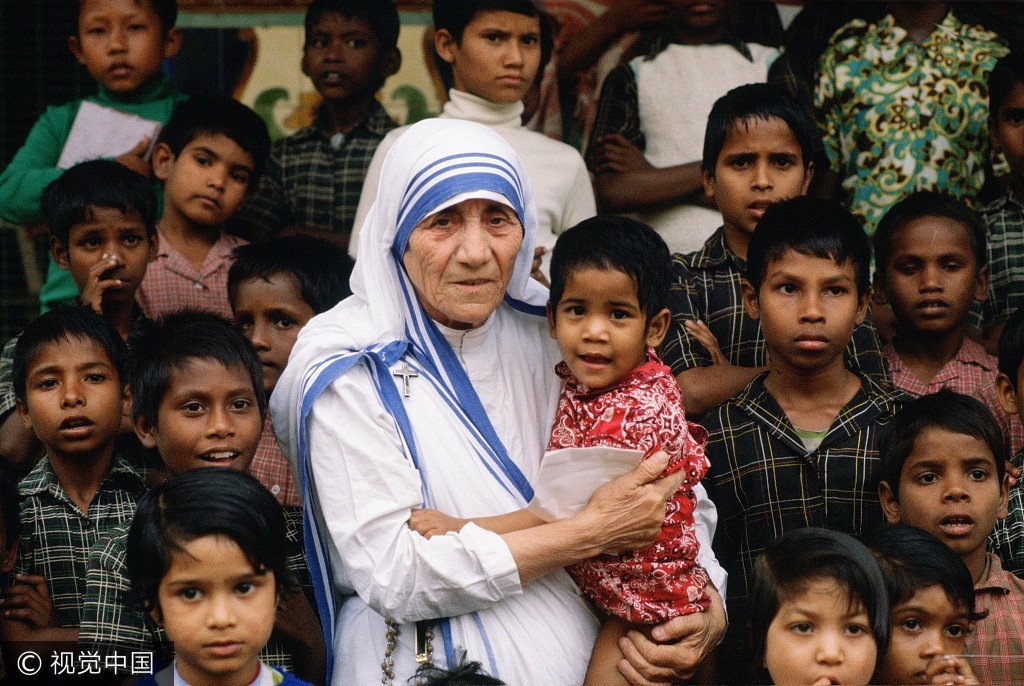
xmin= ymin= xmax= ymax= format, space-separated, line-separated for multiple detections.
xmin=548 ymin=349 xmax=711 ymax=623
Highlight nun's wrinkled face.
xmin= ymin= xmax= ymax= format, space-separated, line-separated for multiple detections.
xmin=403 ymin=198 xmax=523 ymax=330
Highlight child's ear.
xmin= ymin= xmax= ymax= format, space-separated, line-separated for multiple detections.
xmin=872 ymin=271 xmax=888 ymax=306
xmin=382 ymin=47 xmax=402 ymax=79
xmin=68 ymin=35 xmax=86 ymax=65
xmin=121 ymin=386 xmax=132 ymax=422
xmin=147 ymin=231 xmax=159 ymax=264
xmin=995 ymin=373 xmax=1019 ymax=417
xmin=133 ymin=413 xmax=158 ymax=450
xmin=162 ymin=27 xmax=183 ymax=60
xmin=974 ymin=264 xmax=990 ymax=304
xmin=878 ymin=480 xmax=902 ymax=525
xmin=999 ymin=469 xmax=1010 ymax=521
xmin=546 ymin=301 xmax=557 ymax=339
xmin=434 ymin=28 xmax=458 ymax=65
xmin=701 ymin=168 xmax=716 ymax=203
xmin=740 ymin=279 xmax=760 ymax=320
xmin=800 ymin=159 xmax=815 ymax=195
xmin=50 ymin=235 xmax=71 ymax=271
xmin=15 ymin=397 xmax=32 ymax=431
xmin=854 ymin=290 xmax=870 ymax=326
xmin=645 ymin=308 xmax=672 ymax=349
xmin=148 ymin=603 xmax=164 ymax=628
xmin=151 ymin=142 xmax=176 ymax=181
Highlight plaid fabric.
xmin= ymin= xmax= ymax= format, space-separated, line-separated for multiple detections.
xmin=991 ymin=448 xmax=1024 ymax=577
xmin=233 ymin=103 xmax=395 ymax=247
xmin=78 ymin=505 xmax=311 ymax=674
xmin=661 ymin=228 xmax=889 ymax=381
xmin=814 ymin=11 xmax=1007 ymax=234
xmin=972 ymin=190 xmax=1024 ymax=332
xmin=136 ymin=230 xmax=246 ymax=321
xmin=965 ymin=554 xmax=1024 ymax=685
xmin=885 ymin=339 xmax=1023 ymax=454
xmin=0 ymin=333 xmax=18 ymax=420
xmin=703 ymin=371 xmax=904 ymax=682
xmin=251 ymin=419 xmax=300 ymax=507
xmin=12 ymin=453 xmax=145 ymax=628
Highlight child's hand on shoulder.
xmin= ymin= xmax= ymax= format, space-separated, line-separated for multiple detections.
xmin=409 ymin=509 xmax=467 ymax=539
xmin=684 ymin=320 xmax=728 ymax=366
xmin=115 ymin=137 xmax=152 ymax=179
xmin=79 ymin=252 xmax=126 ymax=315
xmin=923 ymin=655 xmax=979 ymax=685
xmin=0 ymin=573 xmax=58 ymax=629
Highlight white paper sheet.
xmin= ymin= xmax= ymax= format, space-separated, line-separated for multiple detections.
xmin=526 ymin=447 xmax=644 ymax=522
xmin=56 ymin=101 xmax=162 ymax=169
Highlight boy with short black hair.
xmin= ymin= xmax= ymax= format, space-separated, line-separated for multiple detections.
xmin=661 ymin=83 xmax=887 ymax=418
xmin=874 ymin=191 xmax=1022 ymax=454
xmin=228 ymin=236 xmax=354 ymax=506
xmin=353 ymin=0 xmax=594 ymax=280
xmin=871 ymin=524 xmax=982 ymax=686
xmin=973 ymin=51 xmax=1024 ymax=353
xmin=991 ymin=304 xmax=1024 ymax=576
xmin=0 ymin=0 xmax=185 ymax=312
xmin=234 ymin=0 xmax=401 ymax=250
xmin=137 ymin=95 xmax=271 ymax=320
xmin=701 ymin=195 xmax=903 ymax=684
xmin=878 ymin=390 xmax=1023 ymax=685
xmin=0 ymin=307 xmax=144 ymax=652
xmin=0 ymin=160 xmax=159 ymax=470
xmin=78 ymin=311 xmax=325 ymax=682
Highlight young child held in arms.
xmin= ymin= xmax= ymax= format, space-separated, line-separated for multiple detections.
xmin=234 ymin=0 xmax=400 ymax=250
xmin=749 ymin=527 xmax=889 ymax=686
xmin=137 ymin=95 xmax=271 ymax=320
xmin=78 ymin=311 xmax=324 ymax=682
xmin=0 ymin=308 xmax=145 ymax=653
xmin=127 ymin=467 xmax=314 ymax=686
xmin=992 ymin=305 xmax=1024 ymax=576
xmin=871 ymin=525 xmax=981 ymax=686
xmin=0 ymin=0 xmax=184 ymax=313
xmin=228 ymin=236 xmax=354 ymax=506
xmin=662 ymin=83 xmax=886 ymax=419
xmin=411 ymin=216 xmax=719 ymax=686
xmin=874 ymin=191 xmax=1022 ymax=454
xmin=878 ymin=390 xmax=1023 ymax=685
xmin=702 ymin=196 xmax=904 ymax=685
xmin=0 ymin=159 xmax=159 ymax=471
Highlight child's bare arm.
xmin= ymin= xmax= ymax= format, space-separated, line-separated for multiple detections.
xmin=409 ymin=508 xmax=547 ymax=538
xmin=272 ymin=585 xmax=327 ymax=686
xmin=0 ymin=411 xmax=41 ymax=469
xmin=676 ymin=365 xmax=764 ymax=419
xmin=0 ymin=573 xmax=78 ymax=643
xmin=922 ymin=654 xmax=978 ymax=685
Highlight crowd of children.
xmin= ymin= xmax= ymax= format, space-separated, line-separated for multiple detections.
xmin=2 ymin=0 xmax=1024 ymax=684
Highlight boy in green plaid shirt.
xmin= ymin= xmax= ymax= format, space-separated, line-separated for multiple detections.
xmin=0 ymin=307 xmax=145 ymax=653
xmin=701 ymin=197 xmax=904 ymax=684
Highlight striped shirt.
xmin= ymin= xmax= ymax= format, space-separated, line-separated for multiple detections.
xmin=136 ymin=229 xmax=246 ymax=320
xmin=965 ymin=554 xmax=1024 ymax=685
xmin=703 ymin=371 xmax=904 ymax=683
xmin=13 ymin=454 xmax=145 ymax=628
xmin=991 ymin=448 xmax=1024 ymax=577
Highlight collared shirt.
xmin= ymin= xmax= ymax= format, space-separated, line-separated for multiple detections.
xmin=814 ymin=11 xmax=1007 ymax=234
xmin=250 ymin=419 xmax=300 ymax=507
xmin=661 ymin=228 xmax=889 ymax=381
xmin=586 ymin=34 xmax=758 ymax=166
xmin=136 ymin=229 xmax=247 ymax=320
xmin=12 ymin=454 xmax=145 ymax=628
xmin=78 ymin=505 xmax=311 ymax=673
xmin=965 ymin=553 xmax=1024 ymax=685
xmin=703 ymin=371 xmax=904 ymax=681
xmin=972 ymin=190 xmax=1024 ymax=332
xmin=885 ymin=339 xmax=1023 ymax=454
xmin=991 ymin=448 xmax=1024 ymax=577
xmin=234 ymin=103 xmax=395 ymax=248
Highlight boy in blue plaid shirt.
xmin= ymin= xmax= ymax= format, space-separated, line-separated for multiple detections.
xmin=0 ymin=307 xmax=145 ymax=653
xmin=701 ymin=196 xmax=904 ymax=684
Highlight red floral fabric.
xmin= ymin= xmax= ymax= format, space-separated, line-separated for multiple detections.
xmin=547 ymin=350 xmax=711 ymax=622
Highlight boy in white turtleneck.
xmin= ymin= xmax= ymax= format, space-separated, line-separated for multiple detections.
xmin=351 ymin=0 xmax=596 ymax=282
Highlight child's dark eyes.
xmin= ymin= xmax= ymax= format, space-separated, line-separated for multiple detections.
xmin=521 ymin=35 xmax=540 ymax=46
xmin=182 ymin=401 xmax=205 ymax=413
xmin=84 ymin=373 xmax=107 ymax=383
xmin=564 ymin=305 xmax=586 ymax=316
xmin=845 ymin=623 xmax=867 ymax=636
xmin=916 ymin=472 xmax=939 ymax=484
xmin=789 ymin=622 xmax=813 ymax=634
xmin=230 ymin=170 xmax=251 ymax=184
xmin=178 ymin=587 xmax=201 ymax=601
xmin=346 ymin=38 xmax=368 ymax=49
xmin=1002 ymin=108 xmax=1024 ymax=126
xmin=825 ymin=285 xmax=849 ymax=296
xmin=231 ymin=399 xmax=254 ymax=411
xmin=901 ymin=618 xmax=922 ymax=631
xmin=36 ymin=378 xmax=59 ymax=390
xmin=609 ymin=309 xmax=630 ymax=321
xmin=236 ymin=581 xmax=257 ymax=595
xmin=946 ymin=623 xmax=967 ymax=638
xmin=968 ymin=468 xmax=989 ymax=481
xmin=274 ymin=318 xmax=295 ymax=329
xmin=776 ymin=283 xmax=798 ymax=294
xmin=123 ymin=235 xmax=143 ymax=247
xmin=194 ymin=155 xmax=212 ymax=167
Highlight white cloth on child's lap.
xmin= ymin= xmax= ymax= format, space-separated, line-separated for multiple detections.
xmin=272 ymin=120 xmax=724 ymax=685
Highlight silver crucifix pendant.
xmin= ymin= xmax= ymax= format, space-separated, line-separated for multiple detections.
xmin=393 ymin=361 xmax=419 ymax=397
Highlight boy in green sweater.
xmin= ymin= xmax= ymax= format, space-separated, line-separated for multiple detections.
xmin=0 ymin=0 xmax=185 ymax=312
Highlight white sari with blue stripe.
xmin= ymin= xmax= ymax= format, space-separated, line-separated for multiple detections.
xmin=271 ymin=121 xmax=600 ymax=685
